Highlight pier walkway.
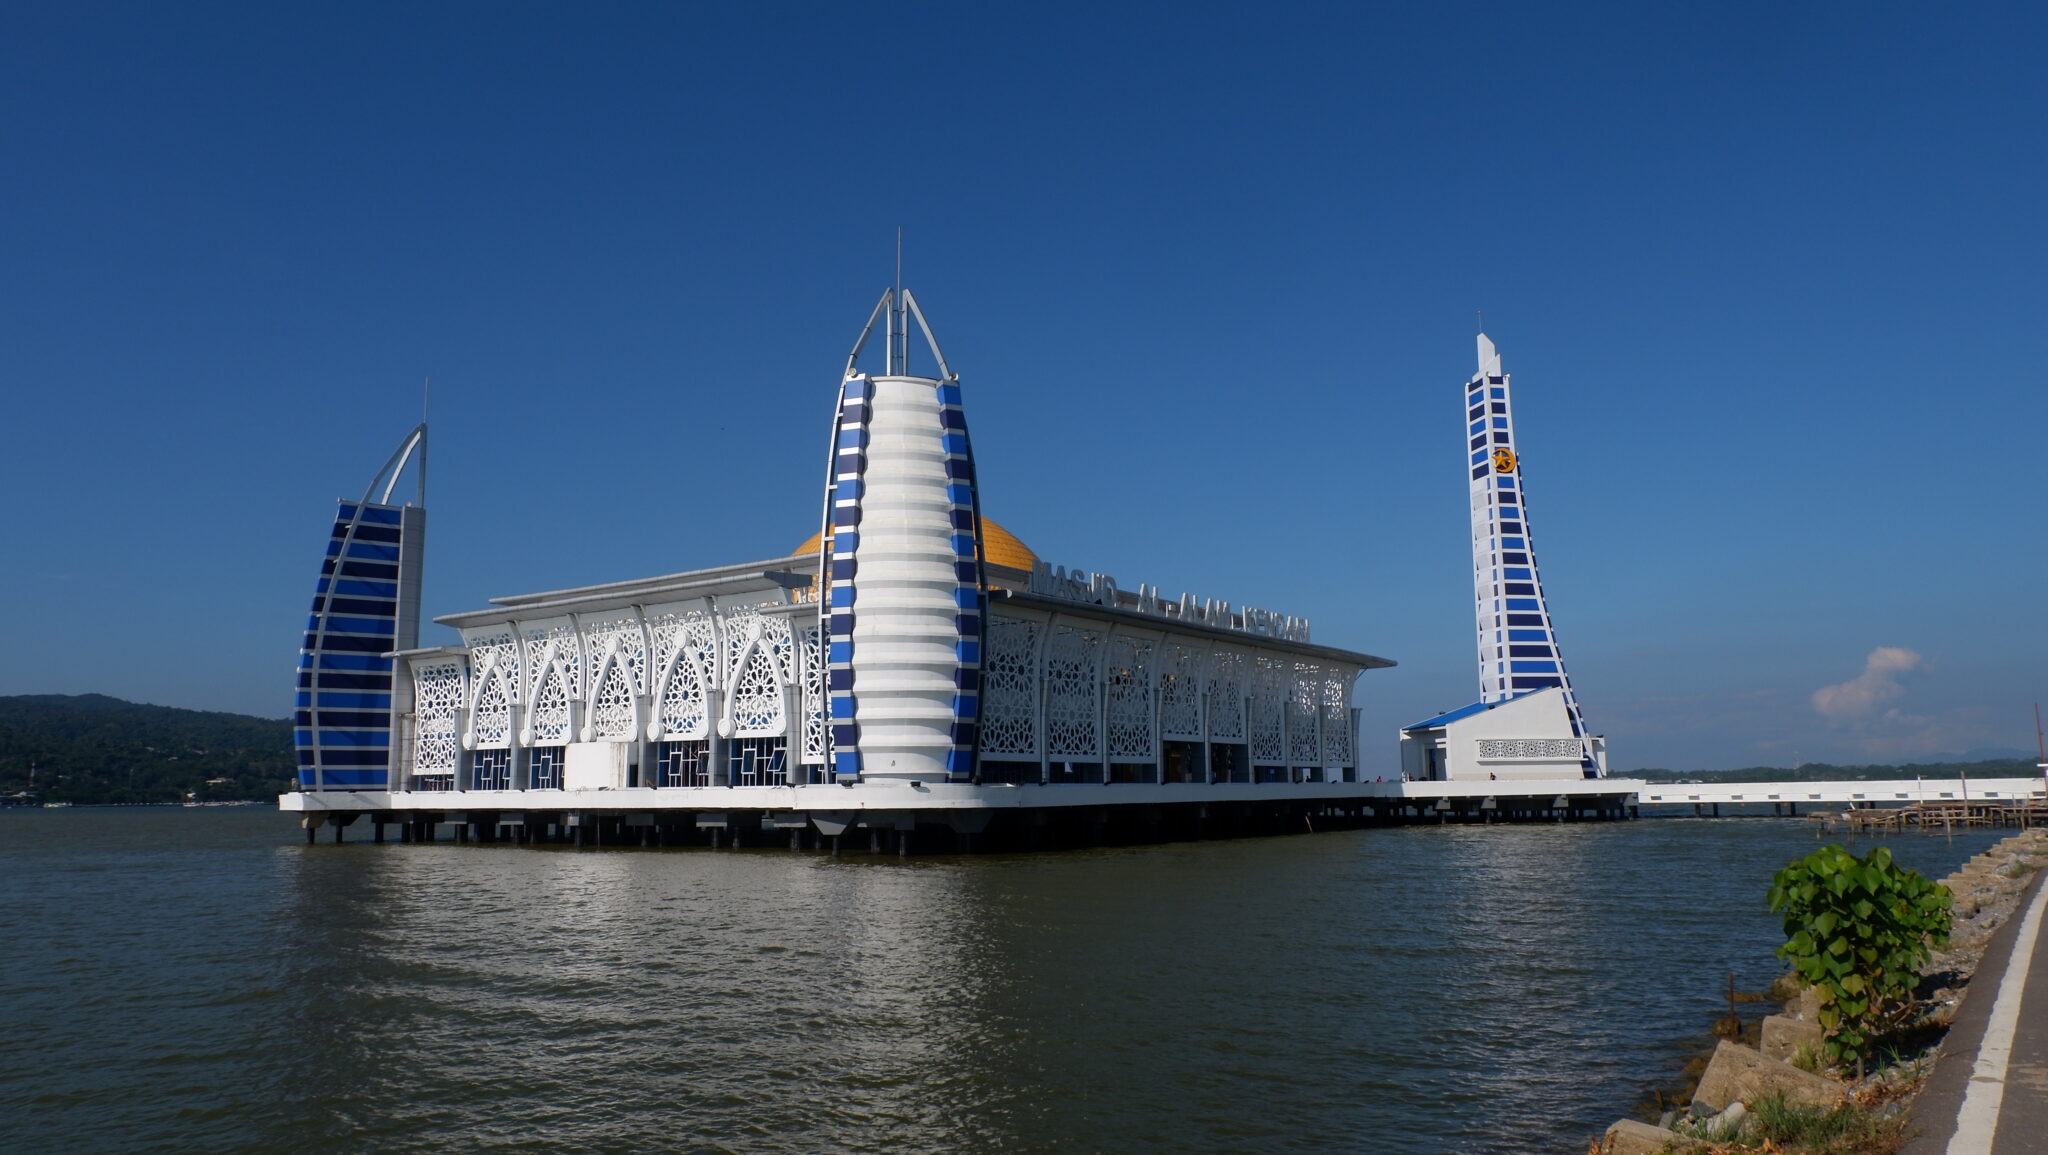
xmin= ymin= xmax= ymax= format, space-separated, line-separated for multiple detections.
xmin=1901 ymin=863 xmax=2048 ymax=1154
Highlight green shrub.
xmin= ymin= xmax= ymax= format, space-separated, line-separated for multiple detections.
xmin=1767 ymin=844 xmax=1951 ymax=1072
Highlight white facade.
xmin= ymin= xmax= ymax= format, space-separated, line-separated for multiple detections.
xmin=1399 ymin=687 xmax=1609 ymax=782
xmin=391 ymin=553 xmax=1389 ymax=796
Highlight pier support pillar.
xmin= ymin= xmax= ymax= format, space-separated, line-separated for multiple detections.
xmin=373 ymin=822 xmax=384 ymax=843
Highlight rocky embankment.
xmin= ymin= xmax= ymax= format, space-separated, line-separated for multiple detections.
xmin=1594 ymin=828 xmax=2048 ymax=1154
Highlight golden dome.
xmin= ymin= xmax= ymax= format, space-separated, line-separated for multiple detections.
xmin=794 ymin=518 xmax=1038 ymax=571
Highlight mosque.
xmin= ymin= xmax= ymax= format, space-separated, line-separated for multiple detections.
xmin=286 ymin=291 xmax=1406 ymax=848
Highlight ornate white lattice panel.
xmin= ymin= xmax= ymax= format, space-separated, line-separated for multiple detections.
xmin=470 ymin=666 xmax=512 ymax=749
xmin=722 ymin=606 xmax=766 ymax=685
xmin=1158 ymin=643 xmax=1203 ymax=740
xmin=1044 ymin=624 xmax=1102 ymax=760
xmin=1289 ymin=664 xmax=1322 ymax=765
xmin=1207 ymin=648 xmax=1247 ymax=741
xmin=590 ymin=660 xmax=636 ymax=739
xmin=524 ymin=626 xmax=581 ymax=699
xmin=648 ymin=609 xmax=716 ymax=678
xmin=1249 ymin=657 xmax=1286 ymax=763
xmin=468 ymin=633 xmax=520 ymax=700
xmin=1321 ymin=672 xmax=1354 ymax=767
xmin=981 ymin=616 xmax=1042 ymax=757
xmin=728 ymin=643 xmax=784 ymax=736
xmin=761 ymin=614 xmax=796 ymax=683
xmin=581 ymin=615 xmax=647 ymax=691
xmin=1478 ymin=738 xmax=1583 ymax=760
xmin=799 ymin=623 xmax=826 ymax=764
xmin=530 ymin=665 xmax=572 ymax=744
xmin=657 ymin=647 xmax=709 ymax=739
xmin=1105 ymin=636 xmax=1156 ymax=761
xmin=412 ymin=661 xmax=464 ymax=776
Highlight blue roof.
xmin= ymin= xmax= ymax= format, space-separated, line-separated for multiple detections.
xmin=1401 ymin=689 xmax=1544 ymax=732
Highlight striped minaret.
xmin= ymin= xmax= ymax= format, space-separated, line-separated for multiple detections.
xmin=294 ymin=424 xmax=426 ymax=791
xmin=818 ymin=290 xmax=985 ymax=784
xmin=1466 ymin=335 xmax=1595 ymax=773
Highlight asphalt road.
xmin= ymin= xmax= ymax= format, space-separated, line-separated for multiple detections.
xmin=1901 ymin=862 xmax=2048 ymax=1154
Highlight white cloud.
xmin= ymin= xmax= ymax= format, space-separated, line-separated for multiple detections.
xmin=1811 ymin=647 xmax=1923 ymax=721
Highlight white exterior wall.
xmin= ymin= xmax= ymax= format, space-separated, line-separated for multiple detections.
xmin=1408 ymin=687 xmax=1594 ymax=781
xmin=848 ymin=375 xmax=963 ymax=782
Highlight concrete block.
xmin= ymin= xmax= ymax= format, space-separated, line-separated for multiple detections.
xmin=1603 ymin=1119 xmax=1704 ymax=1154
xmin=1692 ymin=1040 xmax=1842 ymax=1112
xmin=1760 ymin=1014 xmax=1824 ymax=1064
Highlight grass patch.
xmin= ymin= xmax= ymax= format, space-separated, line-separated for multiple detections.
xmin=1744 ymin=1092 xmax=1901 ymax=1153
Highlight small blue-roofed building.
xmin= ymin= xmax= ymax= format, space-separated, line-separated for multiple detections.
xmin=1398 ymin=687 xmax=1607 ymax=782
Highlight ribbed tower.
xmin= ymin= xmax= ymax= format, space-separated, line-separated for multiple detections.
xmin=294 ymin=424 xmax=426 ymax=790
xmin=1466 ymin=335 xmax=1595 ymax=772
xmin=821 ymin=290 xmax=984 ymax=783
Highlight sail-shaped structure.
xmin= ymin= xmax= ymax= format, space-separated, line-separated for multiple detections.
xmin=293 ymin=425 xmax=426 ymax=790
xmin=1463 ymin=334 xmax=1598 ymax=774
xmin=819 ymin=289 xmax=986 ymax=783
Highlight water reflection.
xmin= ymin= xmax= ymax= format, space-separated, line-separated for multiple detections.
xmin=0 ymin=810 xmax=2015 ymax=1154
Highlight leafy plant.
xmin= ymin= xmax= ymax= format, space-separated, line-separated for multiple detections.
xmin=1767 ymin=844 xmax=1951 ymax=1073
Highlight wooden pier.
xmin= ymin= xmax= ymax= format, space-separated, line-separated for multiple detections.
xmin=1809 ymin=799 xmax=2048 ymax=835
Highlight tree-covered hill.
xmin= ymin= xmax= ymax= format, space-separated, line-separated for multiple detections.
xmin=1628 ymin=758 xmax=2044 ymax=783
xmin=0 ymin=695 xmax=294 ymax=804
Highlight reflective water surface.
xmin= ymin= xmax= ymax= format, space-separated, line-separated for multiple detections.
xmin=0 ymin=809 xmax=2006 ymax=1153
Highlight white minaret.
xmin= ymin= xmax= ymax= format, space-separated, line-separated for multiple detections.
xmin=1466 ymin=333 xmax=1598 ymax=774
xmin=822 ymin=290 xmax=985 ymax=783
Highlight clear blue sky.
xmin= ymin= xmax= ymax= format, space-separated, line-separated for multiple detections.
xmin=3 ymin=2 xmax=2042 ymax=771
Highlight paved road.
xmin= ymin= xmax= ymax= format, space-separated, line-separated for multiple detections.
xmin=1902 ymin=863 xmax=2048 ymax=1154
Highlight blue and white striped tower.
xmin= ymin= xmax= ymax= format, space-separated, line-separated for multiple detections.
xmin=294 ymin=424 xmax=426 ymax=791
xmin=1466 ymin=335 xmax=1597 ymax=774
xmin=819 ymin=290 xmax=985 ymax=784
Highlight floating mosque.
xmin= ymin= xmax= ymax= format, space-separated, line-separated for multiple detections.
xmin=285 ymin=292 xmax=1443 ymax=848
xmin=285 ymin=295 xmax=1618 ymax=848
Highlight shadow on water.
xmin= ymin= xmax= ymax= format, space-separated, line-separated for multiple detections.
xmin=0 ymin=809 xmax=2015 ymax=1154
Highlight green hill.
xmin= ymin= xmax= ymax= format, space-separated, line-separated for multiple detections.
xmin=1628 ymin=759 xmax=2043 ymax=784
xmin=0 ymin=694 xmax=295 ymax=804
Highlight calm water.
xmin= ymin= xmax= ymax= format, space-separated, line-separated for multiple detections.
xmin=0 ymin=809 xmax=2007 ymax=1154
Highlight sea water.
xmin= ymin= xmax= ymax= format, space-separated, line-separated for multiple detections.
xmin=0 ymin=808 xmax=2009 ymax=1153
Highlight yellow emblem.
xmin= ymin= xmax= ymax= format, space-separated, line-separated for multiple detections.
xmin=1491 ymin=447 xmax=1516 ymax=474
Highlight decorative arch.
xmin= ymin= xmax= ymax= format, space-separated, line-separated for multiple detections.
xmin=588 ymin=654 xmax=638 ymax=741
xmin=726 ymin=638 xmax=784 ymax=736
xmin=654 ymin=645 xmax=710 ymax=740
xmin=528 ymin=659 xmax=573 ymax=745
xmin=470 ymin=662 xmax=513 ymax=749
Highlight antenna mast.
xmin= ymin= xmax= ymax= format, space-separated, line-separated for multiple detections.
xmin=890 ymin=227 xmax=907 ymax=374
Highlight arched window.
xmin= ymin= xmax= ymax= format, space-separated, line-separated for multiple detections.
xmin=729 ymin=644 xmax=783 ymax=735
xmin=531 ymin=665 xmax=571 ymax=744
xmin=590 ymin=660 xmax=636 ymax=739
xmin=659 ymin=650 xmax=708 ymax=739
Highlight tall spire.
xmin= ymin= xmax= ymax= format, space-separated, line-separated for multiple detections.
xmin=1465 ymin=334 xmax=1597 ymax=775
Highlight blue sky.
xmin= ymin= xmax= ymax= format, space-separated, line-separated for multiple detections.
xmin=2 ymin=3 xmax=2041 ymax=770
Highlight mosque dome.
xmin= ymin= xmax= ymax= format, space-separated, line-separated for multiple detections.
xmin=794 ymin=518 xmax=1038 ymax=571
